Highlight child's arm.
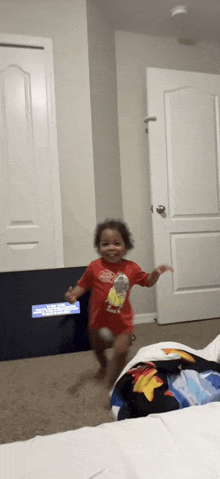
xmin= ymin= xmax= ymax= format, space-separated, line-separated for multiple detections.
xmin=147 ymin=265 xmax=174 ymax=287
xmin=64 ymin=285 xmax=87 ymax=304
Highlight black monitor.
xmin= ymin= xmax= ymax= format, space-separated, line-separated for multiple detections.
xmin=0 ymin=267 xmax=91 ymax=361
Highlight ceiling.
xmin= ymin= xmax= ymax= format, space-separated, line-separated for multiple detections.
xmin=93 ymin=0 xmax=220 ymax=44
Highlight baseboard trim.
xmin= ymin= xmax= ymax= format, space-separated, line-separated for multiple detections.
xmin=134 ymin=313 xmax=157 ymax=325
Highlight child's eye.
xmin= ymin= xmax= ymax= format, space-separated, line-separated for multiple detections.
xmin=101 ymin=242 xmax=121 ymax=246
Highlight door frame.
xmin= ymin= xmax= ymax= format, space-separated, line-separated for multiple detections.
xmin=0 ymin=33 xmax=64 ymax=268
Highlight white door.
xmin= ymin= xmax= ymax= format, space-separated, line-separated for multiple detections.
xmin=146 ymin=67 xmax=220 ymax=324
xmin=0 ymin=34 xmax=63 ymax=272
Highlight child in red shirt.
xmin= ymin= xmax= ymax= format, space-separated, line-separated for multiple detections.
xmin=65 ymin=219 xmax=173 ymax=395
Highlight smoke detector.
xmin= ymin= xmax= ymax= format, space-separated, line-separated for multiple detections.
xmin=171 ymin=6 xmax=188 ymax=17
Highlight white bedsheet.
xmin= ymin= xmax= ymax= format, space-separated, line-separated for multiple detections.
xmin=1 ymin=336 xmax=220 ymax=479
xmin=1 ymin=403 xmax=220 ymax=479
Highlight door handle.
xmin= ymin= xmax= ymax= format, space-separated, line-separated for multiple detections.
xmin=144 ymin=116 xmax=157 ymax=123
xmin=156 ymin=205 xmax=165 ymax=214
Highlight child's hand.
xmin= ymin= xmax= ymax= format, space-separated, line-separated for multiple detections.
xmin=156 ymin=265 xmax=174 ymax=275
xmin=147 ymin=265 xmax=174 ymax=287
xmin=65 ymin=286 xmax=77 ymax=304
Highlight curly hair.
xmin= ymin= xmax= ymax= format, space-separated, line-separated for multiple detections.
xmin=94 ymin=218 xmax=134 ymax=252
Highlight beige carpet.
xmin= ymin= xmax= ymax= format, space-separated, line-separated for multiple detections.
xmin=1 ymin=318 xmax=220 ymax=445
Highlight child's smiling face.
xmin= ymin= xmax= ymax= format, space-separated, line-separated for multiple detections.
xmin=99 ymin=229 xmax=128 ymax=264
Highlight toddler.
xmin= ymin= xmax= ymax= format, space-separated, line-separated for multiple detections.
xmin=65 ymin=219 xmax=173 ymax=395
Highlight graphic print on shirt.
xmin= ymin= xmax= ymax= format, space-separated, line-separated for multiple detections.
xmin=98 ymin=270 xmax=130 ymax=314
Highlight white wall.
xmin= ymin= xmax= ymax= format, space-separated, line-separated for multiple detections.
xmin=86 ymin=1 xmax=123 ymax=224
xmin=0 ymin=0 xmax=97 ymax=267
xmin=115 ymin=32 xmax=220 ymax=314
xmin=55 ymin=3 xmax=97 ymax=267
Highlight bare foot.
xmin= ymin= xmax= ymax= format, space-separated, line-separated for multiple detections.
xmin=94 ymin=366 xmax=106 ymax=381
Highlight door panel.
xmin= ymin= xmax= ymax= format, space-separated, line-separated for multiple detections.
xmin=171 ymin=233 xmax=220 ymax=290
xmin=166 ymin=87 xmax=219 ymax=217
xmin=146 ymin=67 xmax=220 ymax=324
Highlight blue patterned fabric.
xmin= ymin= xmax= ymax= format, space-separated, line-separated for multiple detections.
xmin=111 ymin=350 xmax=220 ymax=421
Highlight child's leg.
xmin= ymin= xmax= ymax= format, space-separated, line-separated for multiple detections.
xmin=88 ymin=327 xmax=108 ymax=380
xmin=105 ymin=333 xmax=131 ymax=391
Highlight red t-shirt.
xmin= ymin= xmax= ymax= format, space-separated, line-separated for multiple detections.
xmin=77 ymin=258 xmax=149 ymax=335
